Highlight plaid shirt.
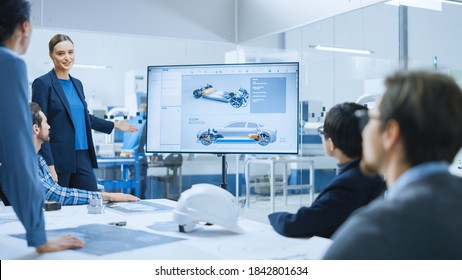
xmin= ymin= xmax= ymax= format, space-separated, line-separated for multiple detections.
xmin=37 ymin=154 xmax=102 ymax=205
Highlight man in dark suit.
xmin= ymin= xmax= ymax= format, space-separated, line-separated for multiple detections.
xmin=324 ymin=71 xmax=462 ymax=259
xmin=268 ymin=102 xmax=385 ymax=238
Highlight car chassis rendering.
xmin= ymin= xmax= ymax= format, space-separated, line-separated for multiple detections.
xmin=193 ymin=84 xmax=249 ymax=108
xmin=197 ymin=121 xmax=277 ymax=146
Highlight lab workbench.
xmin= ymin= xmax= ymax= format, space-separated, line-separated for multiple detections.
xmin=96 ymin=156 xmax=141 ymax=197
xmin=244 ymin=157 xmax=315 ymax=212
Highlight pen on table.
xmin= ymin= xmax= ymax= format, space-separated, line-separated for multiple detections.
xmin=108 ymin=221 xmax=127 ymax=226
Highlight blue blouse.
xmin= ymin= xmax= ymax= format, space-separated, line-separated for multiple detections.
xmin=59 ymin=79 xmax=88 ymax=150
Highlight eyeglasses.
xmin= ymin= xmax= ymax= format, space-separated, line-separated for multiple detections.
xmin=355 ymin=109 xmax=380 ymax=131
xmin=318 ymin=126 xmax=327 ymax=137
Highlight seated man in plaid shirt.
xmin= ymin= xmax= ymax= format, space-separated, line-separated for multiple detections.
xmin=30 ymin=102 xmax=139 ymax=205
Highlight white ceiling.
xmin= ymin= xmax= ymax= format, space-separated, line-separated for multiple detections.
xmin=30 ymin=0 xmax=385 ymax=43
xmin=237 ymin=0 xmax=385 ymax=42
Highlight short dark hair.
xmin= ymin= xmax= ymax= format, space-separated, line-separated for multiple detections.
xmin=0 ymin=0 xmax=31 ymax=43
xmin=29 ymin=102 xmax=42 ymax=127
xmin=323 ymin=102 xmax=367 ymax=158
xmin=379 ymin=70 xmax=462 ymax=166
xmin=49 ymin=34 xmax=74 ymax=53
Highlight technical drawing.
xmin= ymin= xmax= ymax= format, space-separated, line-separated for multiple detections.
xmin=197 ymin=121 xmax=277 ymax=146
xmin=193 ymin=84 xmax=249 ymax=108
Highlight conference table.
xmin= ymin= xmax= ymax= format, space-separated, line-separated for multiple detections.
xmin=0 ymin=199 xmax=331 ymax=260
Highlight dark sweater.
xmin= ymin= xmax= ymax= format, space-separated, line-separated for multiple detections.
xmin=268 ymin=159 xmax=385 ymax=238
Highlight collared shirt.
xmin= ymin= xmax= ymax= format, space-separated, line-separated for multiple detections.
xmin=387 ymin=161 xmax=450 ymax=200
xmin=37 ymin=154 xmax=102 ymax=205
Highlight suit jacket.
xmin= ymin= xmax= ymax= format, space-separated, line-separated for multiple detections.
xmin=268 ymin=159 xmax=385 ymax=238
xmin=324 ymin=172 xmax=462 ymax=259
xmin=32 ymin=70 xmax=114 ymax=173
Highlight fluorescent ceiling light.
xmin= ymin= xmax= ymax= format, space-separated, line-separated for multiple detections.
xmin=73 ymin=64 xmax=111 ymax=70
xmin=45 ymin=62 xmax=111 ymax=70
xmin=441 ymin=0 xmax=462 ymax=6
xmin=385 ymin=0 xmax=462 ymax=10
xmin=309 ymin=45 xmax=373 ymax=55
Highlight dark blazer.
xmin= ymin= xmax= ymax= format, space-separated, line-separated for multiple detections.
xmin=324 ymin=172 xmax=462 ymax=259
xmin=32 ymin=69 xmax=114 ymax=173
xmin=268 ymin=159 xmax=385 ymax=238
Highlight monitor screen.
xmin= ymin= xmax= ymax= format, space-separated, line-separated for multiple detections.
xmin=146 ymin=62 xmax=299 ymax=154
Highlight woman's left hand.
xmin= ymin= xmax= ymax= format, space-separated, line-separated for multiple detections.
xmin=114 ymin=119 xmax=139 ymax=132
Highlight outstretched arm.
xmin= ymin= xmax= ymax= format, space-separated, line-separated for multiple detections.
xmin=114 ymin=119 xmax=139 ymax=132
xmin=38 ymin=155 xmax=102 ymax=205
xmin=103 ymin=192 xmax=140 ymax=202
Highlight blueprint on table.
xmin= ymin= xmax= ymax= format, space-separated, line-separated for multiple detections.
xmin=0 ymin=215 xmax=18 ymax=225
xmin=105 ymin=200 xmax=174 ymax=214
xmin=11 ymin=223 xmax=184 ymax=256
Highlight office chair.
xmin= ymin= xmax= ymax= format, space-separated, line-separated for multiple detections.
xmin=149 ymin=153 xmax=183 ymax=200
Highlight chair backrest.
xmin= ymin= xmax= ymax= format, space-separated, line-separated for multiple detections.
xmin=164 ymin=153 xmax=183 ymax=169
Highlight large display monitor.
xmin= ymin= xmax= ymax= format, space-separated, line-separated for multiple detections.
xmin=146 ymin=62 xmax=299 ymax=154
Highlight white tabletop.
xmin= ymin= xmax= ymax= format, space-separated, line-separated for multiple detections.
xmin=0 ymin=199 xmax=331 ymax=260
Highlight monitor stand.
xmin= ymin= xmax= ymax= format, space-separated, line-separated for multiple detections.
xmin=217 ymin=154 xmax=227 ymax=190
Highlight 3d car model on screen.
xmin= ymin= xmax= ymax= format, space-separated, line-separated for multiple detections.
xmin=193 ymin=84 xmax=249 ymax=108
xmin=197 ymin=121 xmax=277 ymax=146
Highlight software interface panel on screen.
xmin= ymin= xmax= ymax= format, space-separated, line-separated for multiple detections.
xmin=146 ymin=63 xmax=299 ymax=154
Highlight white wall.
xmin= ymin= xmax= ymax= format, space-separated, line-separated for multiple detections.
xmin=284 ymin=3 xmax=399 ymax=109
xmin=24 ymin=29 xmax=236 ymax=108
xmin=24 ymin=2 xmax=462 ymax=115
xmin=30 ymin=0 xmax=236 ymax=43
xmin=25 ymin=0 xmax=404 ymax=111
xmin=408 ymin=4 xmax=462 ymax=75
xmin=237 ymin=0 xmax=385 ymax=43
xmin=30 ymin=0 xmax=386 ymax=44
